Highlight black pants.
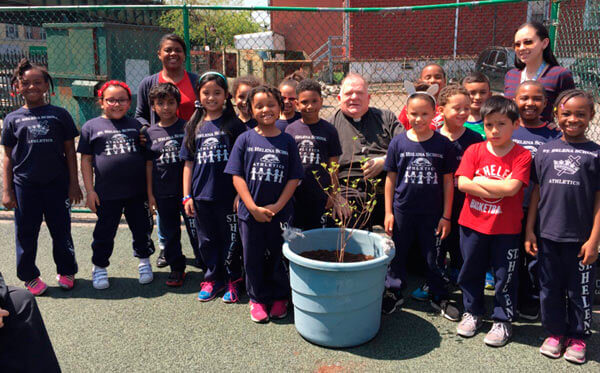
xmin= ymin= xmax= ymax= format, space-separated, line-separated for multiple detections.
xmin=338 ymin=179 xmax=385 ymax=230
xmin=0 ymin=277 xmax=60 ymax=372
xmin=91 ymin=195 xmax=155 ymax=268
xmin=155 ymin=196 xmax=198 ymax=272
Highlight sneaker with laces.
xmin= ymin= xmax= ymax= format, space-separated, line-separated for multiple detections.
xmin=430 ymin=298 xmax=460 ymax=321
xmin=156 ymin=249 xmax=168 ymax=268
xmin=517 ymin=299 xmax=540 ymax=321
xmin=250 ymin=301 xmax=269 ymax=323
xmin=92 ymin=267 xmax=109 ymax=290
xmin=411 ymin=284 xmax=429 ymax=301
xmin=222 ymin=278 xmax=242 ymax=303
xmin=138 ymin=262 xmax=153 ymax=284
xmin=485 ymin=271 xmax=495 ymax=290
xmin=484 ymin=321 xmax=512 ymax=347
xmin=540 ymin=335 xmax=564 ymax=359
xmin=269 ymin=300 xmax=288 ymax=319
xmin=165 ymin=271 xmax=186 ymax=287
xmin=56 ymin=274 xmax=75 ymax=290
xmin=564 ymin=338 xmax=586 ymax=364
xmin=25 ymin=277 xmax=48 ymax=296
xmin=382 ymin=289 xmax=404 ymax=315
xmin=197 ymin=281 xmax=225 ymax=302
xmin=457 ymin=312 xmax=482 ymax=337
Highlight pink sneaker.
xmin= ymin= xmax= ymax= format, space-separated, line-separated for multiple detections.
xmin=269 ymin=300 xmax=289 ymax=319
xmin=564 ymin=338 xmax=586 ymax=364
xmin=57 ymin=274 xmax=75 ymax=290
xmin=540 ymin=335 xmax=563 ymax=358
xmin=25 ymin=277 xmax=48 ymax=296
xmin=249 ymin=301 xmax=269 ymax=323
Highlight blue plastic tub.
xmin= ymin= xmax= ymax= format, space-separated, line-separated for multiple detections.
xmin=283 ymin=228 xmax=395 ymax=348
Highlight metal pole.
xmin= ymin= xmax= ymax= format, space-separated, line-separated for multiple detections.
xmin=549 ymin=0 xmax=560 ymax=50
xmin=182 ymin=3 xmax=192 ymax=72
xmin=453 ymin=0 xmax=459 ymax=59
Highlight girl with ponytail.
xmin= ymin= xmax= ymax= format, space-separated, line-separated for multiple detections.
xmin=180 ymin=72 xmax=247 ymax=303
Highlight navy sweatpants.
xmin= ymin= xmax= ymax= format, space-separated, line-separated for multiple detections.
xmin=155 ymin=196 xmax=198 ymax=272
xmin=239 ymin=214 xmax=291 ymax=304
xmin=437 ymin=216 xmax=463 ymax=271
xmin=13 ymin=178 xmax=77 ymax=282
xmin=293 ymin=182 xmax=328 ymax=231
xmin=91 ymin=194 xmax=155 ymax=268
xmin=194 ymin=200 xmax=242 ymax=284
xmin=538 ymin=238 xmax=596 ymax=339
xmin=518 ymin=213 xmax=539 ymax=308
xmin=459 ymin=226 xmax=519 ymax=321
xmin=385 ymin=211 xmax=448 ymax=298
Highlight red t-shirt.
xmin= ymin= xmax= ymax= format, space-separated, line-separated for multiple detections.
xmin=159 ymin=71 xmax=196 ymax=121
xmin=398 ymin=105 xmax=444 ymax=130
xmin=456 ymin=141 xmax=532 ymax=235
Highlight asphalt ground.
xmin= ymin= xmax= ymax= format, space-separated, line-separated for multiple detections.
xmin=0 ymin=213 xmax=599 ymax=372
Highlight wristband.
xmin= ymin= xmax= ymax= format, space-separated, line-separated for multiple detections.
xmin=182 ymin=195 xmax=192 ymax=205
xmin=441 ymin=216 xmax=451 ymax=221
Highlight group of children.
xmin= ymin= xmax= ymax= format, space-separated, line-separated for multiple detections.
xmin=2 ymin=58 xmax=597 ymax=363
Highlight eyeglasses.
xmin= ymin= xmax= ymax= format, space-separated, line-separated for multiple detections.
xmin=104 ymin=98 xmax=130 ymax=105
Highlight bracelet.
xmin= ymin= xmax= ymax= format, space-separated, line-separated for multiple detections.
xmin=182 ymin=195 xmax=192 ymax=205
xmin=441 ymin=216 xmax=451 ymax=221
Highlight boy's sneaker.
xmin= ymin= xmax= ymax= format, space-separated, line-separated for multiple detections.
xmin=269 ymin=300 xmax=289 ymax=319
xmin=484 ymin=321 xmax=512 ymax=347
xmin=56 ymin=274 xmax=75 ymax=290
xmin=564 ymin=338 xmax=586 ymax=364
xmin=382 ymin=289 xmax=404 ymax=315
xmin=457 ymin=312 xmax=482 ymax=337
xmin=138 ymin=261 xmax=154 ymax=284
xmin=165 ymin=271 xmax=186 ymax=287
xmin=540 ymin=335 xmax=564 ymax=359
xmin=197 ymin=281 xmax=225 ymax=302
xmin=156 ymin=249 xmax=168 ymax=268
xmin=411 ymin=284 xmax=429 ymax=301
xmin=249 ymin=301 xmax=269 ymax=323
xmin=485 ymin=271 xmax=495 ymax=290
xmin=25 ymin=277 xmax=48 ymax=296
xmin=222 ymin=278 xmax=242 ymax=303
xmin=92 ymin=267 xmax=109 ymax=290
xmin=430 ymin=298 xmax=460 ymax=321
xmin=517 ymin=300 xmax=540 ymax=321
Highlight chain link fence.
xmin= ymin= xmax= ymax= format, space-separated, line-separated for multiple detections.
xmin=0 ymin=1 xmax=598 ymax=132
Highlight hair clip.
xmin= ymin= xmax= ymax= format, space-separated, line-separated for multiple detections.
xmin=194 ymin=100 xmax=202 ymax=109
xmin=404 ymin=80 xmax=438 ymax=105
xmin=9 ymin=92 xmax=15 ymax=97
xmin=97 ymin=80 xmax=132 ymax=98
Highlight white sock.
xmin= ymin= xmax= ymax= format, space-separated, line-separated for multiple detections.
xmin=93 ymin=265 xmax=106 ymax=272
xmin=139 ymin=258 xmax=150 ymax=267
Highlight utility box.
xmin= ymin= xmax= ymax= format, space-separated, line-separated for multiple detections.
xmin=44 ymin=22 xmax=170 ymax=127
xmin=234 ymin=31 xmax=285 ymax=51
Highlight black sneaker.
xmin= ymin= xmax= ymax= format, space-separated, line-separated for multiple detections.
xmin=165 ymin=271 xmax=186 ymax=287
xmin=517 ymin=300 xmax=540 ymax=321
xmin=430 ymin=298 xmax=461 ymax=321
xmin=382 ymin=289 xmax=404 ymax=315
xmin=156 ymin=249 xmax=168 ymax=268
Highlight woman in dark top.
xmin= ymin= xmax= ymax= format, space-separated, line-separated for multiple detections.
xmin=504 ymin=22 xmax=575 ymax=123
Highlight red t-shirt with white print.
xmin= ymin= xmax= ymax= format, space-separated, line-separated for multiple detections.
xmin=456 ymin=141 xmax=532 ymax=235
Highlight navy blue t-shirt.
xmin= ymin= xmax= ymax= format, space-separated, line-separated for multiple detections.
xmin=384 ymin=131 xmax=458 ymax=215
xmin=1 ymin=105 xmax=78 ymax=186
xmin=512 ymin=123 xmax=562 ymax=207
xmin=533 ymin=139 xmax=600 ymax=243
xmin=276 ymin=111 xmax=302 ymax=132
xmin=224 ymin=129 xmax=304 ymax=221
xmin=77 ymin=116 xmax=145 ymax=201
xmin=440 ymin=128 xmax=483 ymax=219
xmin=145 ymin=119 xmax=186 ymax=198
xmin=179 ymin=116 xmax=246 ymax=202
xmin=285 ymin=119 xmax=342 ymax=202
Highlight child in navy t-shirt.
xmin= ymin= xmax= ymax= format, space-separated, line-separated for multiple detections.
xmin=383 ymin=90 xmax=459 ymax=320
xmin=285 ymin=79 xmax=344 ymax=230
xmin=225 ymin=85 xmax=303 ymax=323
xmin=525 ymin=90 xmax=599 ymax=364
xmin=512 ymin=80 xmax=562 ymax=320
xmin=77 ymin=81 xmax=155 ymax=290
xmin=1 ymin=59 xmax=80 ymax=294
xmin=144 ymin=83 xmax=199 ymax=287
xmin=180 ymin=72 xmax=247 ymax=302
xmin=275 ymin=78 xmax=301 ymax=132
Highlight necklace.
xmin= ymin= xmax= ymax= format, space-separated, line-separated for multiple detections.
xmin=520 ymin=61 xmax=547 ymax=83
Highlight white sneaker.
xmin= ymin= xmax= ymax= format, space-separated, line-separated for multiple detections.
xmin=484 ymin=321 xmax=512 ymax=347
xmin=92 ymin=267 xmax=109 ymax=290
xmin=138 ymin=261 xmax=153 ymax=284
